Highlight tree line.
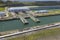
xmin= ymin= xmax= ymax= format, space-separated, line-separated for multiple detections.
xmin=0 ymin=1 xmax=60 ymax=7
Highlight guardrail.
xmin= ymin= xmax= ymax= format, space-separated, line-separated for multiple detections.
xmin=0 ymin=22 xmax=60 ymax=39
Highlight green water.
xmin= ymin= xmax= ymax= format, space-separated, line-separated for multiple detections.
xmin=0 ymin=15 xmax=60 ymax=32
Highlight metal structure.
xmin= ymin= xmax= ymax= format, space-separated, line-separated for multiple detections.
xmin=8 ymin=7 xmax=30 ymax=12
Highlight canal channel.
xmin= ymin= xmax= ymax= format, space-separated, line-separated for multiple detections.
xmin=0 ymin=15 xmax=60 ymax=32
xmin=0 ymin=6 xmax=60 ymax=32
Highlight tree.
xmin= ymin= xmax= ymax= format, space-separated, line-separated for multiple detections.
xmin=0 ymin=0 xmax=4 ymax=3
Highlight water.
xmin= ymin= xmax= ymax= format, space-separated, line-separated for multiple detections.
xmin=0 ymin=15 xmax=60 ymax=32
xmin=0 ymin=6 xmax=60 ymax=32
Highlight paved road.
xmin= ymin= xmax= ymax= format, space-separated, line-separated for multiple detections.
xmin=0 ymin=38 xmax=7 ymax=40
xmin=0 ymin=22 xmax=60 ymax=40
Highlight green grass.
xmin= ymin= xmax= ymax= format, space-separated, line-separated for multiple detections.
xmin=0 ymin=7 xmax=5 ymax=11
xmin=49 ymin=10 xmax=60 ymax=14
xmin=9 ymin=28 xmax=60 ymax=40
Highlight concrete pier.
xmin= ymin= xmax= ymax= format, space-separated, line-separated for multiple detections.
xmin=18 ymin=12 xmax=28 ymax=24
xmin=19 ymin=12 xmax=30 ymax=19
xmin=28 ymin=14 xmax=40 ymax=23
xmin=19 ymin=16 xmax=28 ymax=24
xmin=26 ymin=11 xmax=40 ymax=22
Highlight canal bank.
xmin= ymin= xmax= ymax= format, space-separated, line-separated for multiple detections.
xmin=0 ymin=15 xmax=60 ymax=32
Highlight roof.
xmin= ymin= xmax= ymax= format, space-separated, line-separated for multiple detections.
xmin=0 ymin=12 xmax=5 ymax=15
xmin=8 ymin=7 xmax=30 ymax=10
xmin=35 ymin=10 xmax=48 ymax=12
xmin=8 ymin=7 xmax=30 ymax=12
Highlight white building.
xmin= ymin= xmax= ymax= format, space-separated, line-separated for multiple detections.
xmin=0 ymin=12 xmax=6 ymax=18
xmin=8 ymin=7 xmax=30 ymax=12
xmin=35 ymin=10 xmax=49 ymax=13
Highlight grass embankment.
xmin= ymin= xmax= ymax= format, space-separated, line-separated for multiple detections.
xmin=0 ymin=7 xmax=5 ymax=11
xmin=35 ymin=10 xmax=60 ymax=16
xmin=49 ymin=10 xmax=60 ymax=15
xmin=9 ymin=28 xmax=60 ymax=40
